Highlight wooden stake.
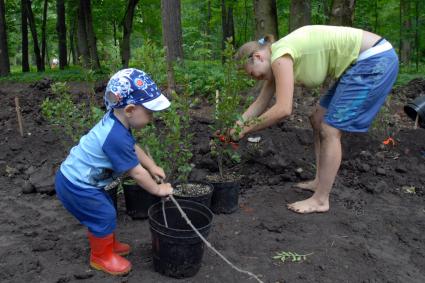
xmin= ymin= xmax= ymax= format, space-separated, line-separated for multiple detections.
xmin=14 ymin=97 xmax=24 ymax=137
xmin=414 ymin=114 xmax=419 ymax=130
xmin=215 ymin=90 xmax=220 ymax=119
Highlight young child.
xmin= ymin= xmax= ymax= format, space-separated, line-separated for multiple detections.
xmin=233 ymin=25 xmax=399 ymax=214
xmin=55 ymin=68 xmax=173 ymax=275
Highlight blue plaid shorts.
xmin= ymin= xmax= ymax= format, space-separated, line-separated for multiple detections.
xmin=320 ymin=40 xmax=399 ymax=132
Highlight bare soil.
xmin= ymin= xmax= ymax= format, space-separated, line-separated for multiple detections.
xmin=0 ymin=79 xmax=424 ymax=283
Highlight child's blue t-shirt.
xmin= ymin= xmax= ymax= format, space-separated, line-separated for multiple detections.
xmin=60 ymin=112 xmax=139 ymax=189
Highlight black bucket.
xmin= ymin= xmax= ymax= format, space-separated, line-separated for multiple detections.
xmin=106 ymin=187 xmax=118 ymax=210
xmin=404 ymin=95 xmax=425 ymax=128
xmin=172 ymin=182 xmax=214 ymax=208
xmin=210 ymin=181 xmax=240 ymax=214
xmin=148 ymin=199 xmax=213 ymax=278
xmin=123 ymin=183 xmax=160 ymax=219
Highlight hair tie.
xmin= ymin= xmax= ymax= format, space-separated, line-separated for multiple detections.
xmin=258 ymin=37 xmax=266 ymax=45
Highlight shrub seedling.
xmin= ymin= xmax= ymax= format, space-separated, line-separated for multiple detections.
xmin=273 ymin=251 xmax=313 ymax=263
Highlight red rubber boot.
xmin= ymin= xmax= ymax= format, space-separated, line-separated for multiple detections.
xmin=88 ymin=233 xmax=132 ymax=275
xmin=113 ymin=234 xmax=131 ymax=256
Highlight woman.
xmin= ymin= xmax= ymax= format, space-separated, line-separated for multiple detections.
xmin=232 ymin=25 xmax=399 ymax=214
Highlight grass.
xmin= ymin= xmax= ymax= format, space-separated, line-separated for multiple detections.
xmin=0 ymin=65 xmax=108 ymax=83
xmin=1 ymin=62 xmax=424 ymax=86
xmin=395 ymin=63 xmax=425 ymax=86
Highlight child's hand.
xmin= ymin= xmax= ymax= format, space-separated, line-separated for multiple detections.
xmin=155 ymin=183 xmax=173 ymax=197
xmin=149 ymin=165 xmax=166 ymax=181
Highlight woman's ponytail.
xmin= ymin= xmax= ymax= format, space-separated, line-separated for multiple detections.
xmin=260 ymin=34 xmax=276 ymax=45
xmin=236 ymin=34 xmax=276 ymax=64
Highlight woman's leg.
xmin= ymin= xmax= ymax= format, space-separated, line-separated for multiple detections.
xmin=288 ymin=122 xmax=341 ymax=213
xmin=295 ymin=104 xmax=327 ymax=191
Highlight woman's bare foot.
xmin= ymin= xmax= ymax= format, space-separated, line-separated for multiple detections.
xmin=294 ymin=179 xmax=318 ymax=192
xmin=287 ymin=197 xmax=329 ymax=214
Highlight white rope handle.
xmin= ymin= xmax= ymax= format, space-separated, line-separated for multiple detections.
xmin=168 ymin=195 xmax=264 ymax=283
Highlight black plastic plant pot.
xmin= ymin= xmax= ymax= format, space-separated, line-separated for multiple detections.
xmin=209 ymin=180 xmax=240 ymax=214
xmin=404 ymin=95 xmax=425 ymax=128
xmin=105 ymin=187 xmax=118 ymax=210
xmin=172 ymin=182 xmax=214 ymax=208
xmin=122 ymin=182 xmax=160 ymax=219
xmin=148 ymin=199 xmax=213 ymax=278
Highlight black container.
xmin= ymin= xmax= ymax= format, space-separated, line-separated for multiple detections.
xmin=210 ymin=181 xmax=240 ymax=214
xmin=106 ymin=187 xmax=118 ymax=210
xmin=173 ymin=182 xmax=214 ymax=208
xmin=123 ymin=183 xmax=160 ymax=219
xmin=148 ymin=200 xmax=213 ymax=278
xmin=404 ymin=95 xmax=425 ymax=128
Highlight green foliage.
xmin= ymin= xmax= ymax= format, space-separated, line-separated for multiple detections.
xmin=273 ymin=251 xmax=313 ymax=263
xmin=4 ymin=0 xmax=425 ymax=77
xmin=209 ymin=39 xmax=256 ymax=177
xmin=370 ymin=96 xmax=397 ymax=140
xmin=134 ymin=91 xmax=193 ymax=182
xmin=99 ymin=43 xmax=122 ymax=75
xmin=0 ymin=66 xmax=108 ymax=83
xmin=134 ymin=123 xmax=166 ymax=169
xmin=216 ymin=40 xmax=256 ymax=129
xmin=41 ymin=82 xmax=103 ymax=149
xmin=396 ymin=64 xmax=425 ymax=86
xmin=160 ymin=91 xmax=193 ymax=182
xmin=131 ymin=40 xmax=167 ymax=85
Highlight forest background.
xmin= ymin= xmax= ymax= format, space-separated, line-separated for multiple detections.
xmin=0 ymin=0 xmax=424 ymax=89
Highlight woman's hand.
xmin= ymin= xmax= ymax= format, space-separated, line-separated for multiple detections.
xmin=228 ymin=127 xmax=245 ymax=142
xmin=149 ymin=165 xmax=166 ymax=181
xmin=229 ymin=120 xmax=246 ymax=142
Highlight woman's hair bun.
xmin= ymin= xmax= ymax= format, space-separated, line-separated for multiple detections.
xmin=258 ymin=34 xmax=276 ymax=45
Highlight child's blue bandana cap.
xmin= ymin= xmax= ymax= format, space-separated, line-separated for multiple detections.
xmin=104 ymin=68 xmax=170 ymax=112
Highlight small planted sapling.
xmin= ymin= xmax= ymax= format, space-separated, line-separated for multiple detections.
xmin=159 ymin=90 xmax=193 ymax=183
xmin=41 ymin=82 xmax=103 ymax=149
xmin=207 ymin=39 xmax=258 ymax=213
xmin=210 ymin=39 xmax=258 ymax=180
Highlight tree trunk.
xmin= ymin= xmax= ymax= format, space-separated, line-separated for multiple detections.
xmin=329 ymin=0 xmax=356 ymax=26
xmin=76 ymin=4 xmax=90 ymax=67
xmin=69 ymin=14 xmax=77 ymax=65
xmin=206 ymin=0 xmax=211 ymax=37
xmin=323 ymin=0 xmax=331 ymax=23
xmin=121 ymin=0 xmax=139 ymax=68
xmin=161 ymin=0 xmax=184 ymax=61
xmin=415 ymin=0 xmax=419 ymax=71
xmin=25 ymin=0 xmax=43 ymax=71
xmin=81 ymin=0 xmax=100 ymax=69
xmin=253 ymin=0 xmax=278 ymax=39
xmin=56 ymin=0 xmax=67 ymax=69
xmin=113 ymin=20 xmax=117 ymax=46
xmin=41 ymin=0 xmax=48 ymax=69
xmin=289 ymin=0 xmax=311 ymax=32
xmin=244 ymin=0 xmax=249 ymax=42
xmin=0 ymin=0 xmax=10 ymax=76
xmin=21 ymin=0 xmax=29 ymax=72
xmin=400 ymin=0 xmax=412 ymax=64
xmin=374 ymin=0 xmax=378 ymax=32
xmin=221 ymin=0 xmax=235 ymax=53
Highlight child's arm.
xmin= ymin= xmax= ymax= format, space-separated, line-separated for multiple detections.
xmin=128 ymin=164 xmax=172 ymax=197
xmin=134 ymin=144 xmax=166 ymax=180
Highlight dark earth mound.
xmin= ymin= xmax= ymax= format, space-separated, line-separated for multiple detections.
xmin=0 ymin=80 xmax=424 ymax=282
